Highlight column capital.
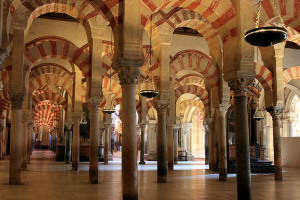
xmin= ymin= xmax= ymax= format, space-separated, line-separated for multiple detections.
xmin=155 ymin=100 xmax=169 ymax=115
xmin=173 ymin=124 xmax=181 ymax=130
xmin=139 ymin=123 xmax=147 ymax=130
xmin=118 ymin=66 xmax=140 ymax=85
xmin=0 ymin=49 xmax=9 ymax=70
xmin=266 ymin=107 xmax=283 ymax=120
xmin=87 ymin=97 xmax=102 ymax=113
xmin=99 ymin=127 xmax=105 ymax=133
xmin=228 ymin=78 xmax=253 ymax=96
xmin=65 ymin=119 xmax=73 ymax=130
xmin=10 ymin=95 xmax=25 ymax=109
xmin=214 ymin=105 xmax=229 ymax=114
xmin=72 ymin=113 xmax=82 ymax=124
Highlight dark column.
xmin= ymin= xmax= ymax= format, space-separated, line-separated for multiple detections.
xmin=229 ymin=79 xmax=252 ymax=200
xmin=155 ymin=101 xmax=168 ymax=183
xmin=266 ymin=107 xmax=283 ymax=181
xmin=72 ymin=115 xmax=81 ymax=171
xmin=250 ymin=103 xmax=257 ymax=145
xmin=88 ymin=99 xmax=101 ymax=184
xmin=173 ymin=125 xmax=180 ymax=164
xmin=64 ymin=124 xmax=72 ymax=164
xmin=139 ymin=124 xmax=146 ymax=164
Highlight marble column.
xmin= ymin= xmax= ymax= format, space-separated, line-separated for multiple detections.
xmin=72 ymin=114 xmax=81 ymax=171
xmin=9 ymin=97 xmax=24 ymax=184
xmin=228 ymin=79 xmax=252 ymax=200
xmin=139 ymin=124 xmax=146 ymax=164
xmin=167 ymin=122 xmax=174 ymax=170
xmin=266 ymin=107 xmax=283 ymax=181
xmin=118 ymin=67 xmax=140 ymax=199
xmin=59 ymin=109 xmax=65 ymax=142
xmin=64 ymin=123 xmax=72 ymax=164
xmin=21 ymin=112 xmax=28 ymax=169
xmin=99 ymin=128 xmax=105 ymax=156
xmin=173 ymin=125 xmax=180 ymax=164
xmin=216 ymin=106 xmax=228 ymax=181
xmin=204 ymin=121 xmax=209 ymax=164
xmin=155 ymin=101 xmax=168 ymax=183
xmin=104 ymin=122 xmax=111 ymax=164
xmin=88 ymin=99 xmax=101 ymax=184
xmin=146 ymin=120 xmax=157 ymax=160
xmin=207 ymin=118 xmax=214 ymax=170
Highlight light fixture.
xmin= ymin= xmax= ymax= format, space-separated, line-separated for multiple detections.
xmin=140 ymin=15 xmax=159 ymax=99
xmin=253 ymin=107 xmax=264 ymax=120
xmin=245 ymin=0 xmax=287 ymax=47
xmin=103 ymin=31 xmax=116 ymax=114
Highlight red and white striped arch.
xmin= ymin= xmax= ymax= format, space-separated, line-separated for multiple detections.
xmin=175 ymin=74 xmax=205 ymax=88
xmin=170 ymin=50 xmax=220 ymax=88
xmin=175 ymin=85 xmax=209 ymax=107
xmin=255 ymin=63 xmax=273 ymax=91
xmin=25 ymin=39 xmax=90 ymax=77
xmin=180 ymin=99 xmax=205 ymax=117
xmin=33 ymin=103 xmax=58 ymax=128
xmin=29 ymin=73 xmax=73 ymax=97
xmin=32 ymin=91 xmax=67 ymax=110
xmin=283 ymin=66 xmax=300 ymax=86
xmin=30 ymin=63 xmax=73 ymax=80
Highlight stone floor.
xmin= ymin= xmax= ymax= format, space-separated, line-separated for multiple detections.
xmin=0 ymin=150 xmax=299 ymax=200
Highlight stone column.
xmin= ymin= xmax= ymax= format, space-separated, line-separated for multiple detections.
xmin=88 ymin=99 xmax=101 ymax=184
xmin=21 ymin=112 xmax=28 ymax=169
xmin=146 ymin=120 xmax=157 ymax=160
xmin=72 ymin=114 xmax=81 ymax=171
xmin=64 ymin=123 xmax=72 ymax=164
xmin=139 ymin=124 xmax=146 ymax=164
xmin=59 ymin=108 xmax=65 ymax=142
xmin=99 ymin=128 xmax=105 ymax=156
xmin=173 ymin=124 xmax=180 ymax=164
xmin=27 ymin=121 xmax=34 ymax=163
xmin=204 ymin=121 xmax=209 ymax=164
xmin=104 ymin=122 xmax=111 ymax=164
xmin=207 ymin=118 xmax=214 ymax=170
xmin=118 ymin=67 xmax=140 ymax=199
xmin=167 ymin=122 xmax=174 ymax=170
xmin=228 ymin=79 xmax=252 ymax=200
xmin=266 ymin=107 xmax=283 ymax=181
xmin=216 ymin=106 xmax=228 ymax=181
xmin=9 ymin=96 xmax=24 ymax=184
xmin=155 ymin=101 xmax=168 ymax=183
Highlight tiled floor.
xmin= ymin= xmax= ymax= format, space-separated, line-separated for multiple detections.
xmin=0 ymin=150 xmax=300 ymax=200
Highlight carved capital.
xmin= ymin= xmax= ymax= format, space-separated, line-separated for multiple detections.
xmin=118 ymin=67 xmax=140 ymax=85
xmin=65 ymin=119 xmax=73 ymax=130
xmin=87 ymin=97 xmax=101 ymax=113
xmin=266 ymin=107 xmax=283 ymax=124
xmin=155 ymin=101 xmax=169 ymax=115
xmin=72 ymin=113 xmax=82 ymax=124
xmin=10 ymin=95 xmax=25 ymax=109
xmin=139 ymin=123 xmax=147 ymax=131
xmin=99 ymin=128 xmax=105 ymax=133
xmin=228 ymin=78 xmax=253 ymax=96
xmin=0 ymin=49 xmax=9 ymax=70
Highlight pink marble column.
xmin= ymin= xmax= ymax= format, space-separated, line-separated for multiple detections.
xmin=118 ymin=67 xmax=139 ymax=199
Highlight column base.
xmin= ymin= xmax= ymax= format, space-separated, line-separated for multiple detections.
xmin=139 ymin=161 xmax=145 ymax=164
xmin=145 ymin=152 xmax=157 ymax=161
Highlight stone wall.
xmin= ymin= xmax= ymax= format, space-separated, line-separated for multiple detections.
xmin=282 ymin=137 xmax=300 ymax=168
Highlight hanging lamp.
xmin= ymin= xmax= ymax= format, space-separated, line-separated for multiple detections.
xmin=245 ymin=0 xmax=287 ymax=47
xmin=140 ymin=15 xmax=159 ymax=98
xmin=103 ymin=32 xmax=116 ymax=114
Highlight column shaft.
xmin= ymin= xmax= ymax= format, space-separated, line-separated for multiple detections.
xmin=27 ymin=124 xmax=33 ymax=162
xmin=9 ymin=99 xmax=23 ymax=184
xmin=156 ymin=102 xmax=168 ymax=182
xmin=167 ymin=123 xmax=174 ymax=170
xmin=72 ymin=121 xmax=80 ymax=171
xmin=208 ymin=120 xmax=214 ymax=170
xmin=173 ymin=128 xmax=178 ymax=164
xmin=267 ymin=108 xmax=283 ymax=181
xmin=21 ymin=120 xmax=27 ymax=169
xmin=234 ymin=95 xmax=251 ymax=199
xmin=121 ymin=84 xmax=138 ymax=199
xmin=64 ymin=129 xmax=72 ymax=164
xmin=89 ymin=105 xmax=100 ymax=184
xmin=217 ymin=107 xmax=227 ymax=181
xmin=139 ymin=124 xmax=146 ymax=164
xmin=104 ymin=123 xmax=110 ymax=164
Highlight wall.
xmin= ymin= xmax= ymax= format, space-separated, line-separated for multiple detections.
xmin=282 ymin=137 xmax=300 ymax=168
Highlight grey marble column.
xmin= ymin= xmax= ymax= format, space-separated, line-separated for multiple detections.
xmin=167 ymin=122 xmax=174 ymax=170
xmin=104 ymin=122 xmax=111 ymax=164
xmin=64 ymin=123 xmax=72 ymax=164
xmin=139 ymin=124 xmax=146 ymax=164
xmin=229 ymin=79 xmax=252 ymax=200
xmin=266 ymin=107 xmax=283 ymax=181
xmin=155 ymin=101 xmax=168 ymax=183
